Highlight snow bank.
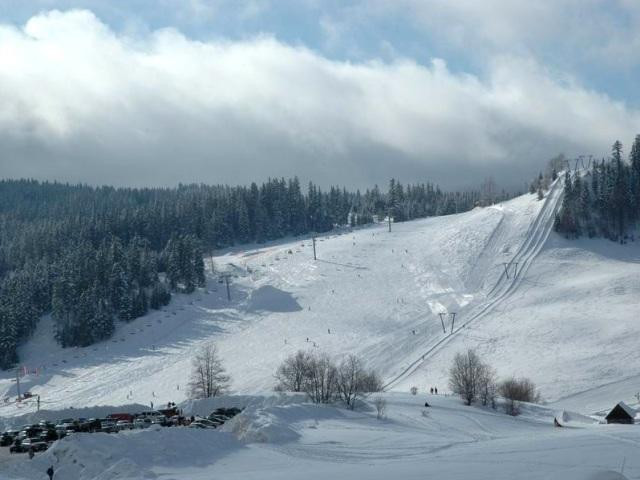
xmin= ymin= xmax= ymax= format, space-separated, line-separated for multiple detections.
xmin=6 ymin=425 xmax=241 ymax=480
xmin=179 ymin=392 xmax=307 ymax=417
xmin=182 ymin=393 xmax=349 ymax=444
xmin=227 ymin=401 xmax=349 ymax=444
xmin=554 ymin=409 xmax=600 ymax=426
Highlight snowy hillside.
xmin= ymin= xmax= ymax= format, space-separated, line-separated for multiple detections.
xmin=1 ymin=176 xmax=639 ymax=418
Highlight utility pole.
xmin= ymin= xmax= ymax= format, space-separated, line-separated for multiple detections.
xmin=222 ymin=274 xmax=231 ymax=301
xmin=438 ymin=313 xmax=447 ymax=334
xmin=388 ymin=209 xmax=392 ymax=232
xmin=312 ymin=236 xmax=317 ymax=260
xmin=15 ymin=367 xmax=21 ymax=402
xmin=450 ymin=312 xmax=457 ymax=334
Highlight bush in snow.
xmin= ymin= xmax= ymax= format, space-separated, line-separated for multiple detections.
xmin=478 ymin=365 xmax=498 ymax=409
xmin=188 ymin=343 xmax=231 ymax=399
xmin=374 ymin=397 xmax=387 ymax=420
xmin=448 ymin=349 xmax=495 ymax=406
xmin=499 ymin=377 xmax=540 ymax=416
xmin=410 ymin=386 xmax=418 ymax=395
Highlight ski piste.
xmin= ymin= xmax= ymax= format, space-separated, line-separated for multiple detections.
xmin=383 ymin=175 xmax=566 ymax=390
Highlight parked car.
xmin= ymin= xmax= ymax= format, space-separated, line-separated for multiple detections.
xmin=9 ymin=437 xmax=46 ymax=454
xmin=212 ymin=407 xmax=242 ymax=417
xmin=116 ymin=420 xmax=133 ymax=431
xmin=133 ymin=418 xmax=152 ymax=429
xmin=21 ymin=437 xmax=48 ymax=452
xmin=37 ymin=429 xmax=58 ymax=442
xmin=167 ymin=415 xmax=183 ymax=426
xmin=18 ymin=427 xmax=43 ymax=441
xmin=1 ymin=432 xmax=17 ymax=447
xmin=99 ymin=419 xmax=117 ymax=433
xmin=207 ymin=415 xmax=227 ymax=425
xmin=194 ymin=419 xmax=218 ymax=429
xmin=150 ymin=415 xmax=167 ymax=426
xmin=55 ymin=419 xmax=76 ymax=432
xmin=76 ymin=418 xmax=101 ymax=433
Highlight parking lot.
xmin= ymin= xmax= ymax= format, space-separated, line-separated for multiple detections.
xmin=1 ymin=405 xmax=243 ymax=462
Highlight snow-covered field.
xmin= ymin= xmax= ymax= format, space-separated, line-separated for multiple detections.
xmin=1 ymin=178 xmax=640 ymax=479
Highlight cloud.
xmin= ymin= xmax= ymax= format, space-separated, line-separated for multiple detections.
xmin=371 ymin=0 xmax=640 ymax=70
xmin=0 ymin=9 xmax=638 ymax=189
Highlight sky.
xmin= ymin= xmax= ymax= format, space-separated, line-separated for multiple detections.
xmin=0 ymin=1 xmax=639 ymax=190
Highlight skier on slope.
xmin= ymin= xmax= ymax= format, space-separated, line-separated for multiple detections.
xmin=46 ymin=466 xmax=54 ymax=480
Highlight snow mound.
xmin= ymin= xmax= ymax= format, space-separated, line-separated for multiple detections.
xmin=554 ymin=409 xmax=599 ymax=426
xmin=179 ymin=393 xmax=306 ymax=417
xmin=223 ymin=395 xmax=346 ymax=444
xmin=7 ymin=426 xmax=241 ymax=480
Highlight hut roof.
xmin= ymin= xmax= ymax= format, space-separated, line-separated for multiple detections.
xmin=605 ymin=401 xmax=635 ymax=420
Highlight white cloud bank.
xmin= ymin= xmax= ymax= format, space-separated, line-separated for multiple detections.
xmin=0 ymin=9 xmax=638 ymax=188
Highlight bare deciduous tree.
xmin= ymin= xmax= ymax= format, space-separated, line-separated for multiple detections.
xmin=189 ymin=343 xmax=230 ymax=399
xmin=336 ymin=355 xmax=365 ymax=409
xmin=304 ymin=352 xmax=338 ymax=404
xmin=275 ymin=350 xmax=311 ymax=392
xmin=499 ymin=377 xmax=540 ymax=416
xmin=449 ymin=349 xmax=485 ymax=405
xmin=274 ymin=351 xmax=382 ymax=406
xmin=359 ymin=369 xmax=383 ymax=394
xmin=336 ymin=355 xmax=383 ymax=409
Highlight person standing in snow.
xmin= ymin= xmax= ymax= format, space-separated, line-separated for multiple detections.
xmin=434 ymin=387 xmax=438 ymax=395
xmin=46 ymin=466 xmax=54 ymax=479
xmin=430 ymin=387 xmax=433 ymax=395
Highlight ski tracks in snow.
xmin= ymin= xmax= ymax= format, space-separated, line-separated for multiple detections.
xmin=384 ymin=178 xmax=565 ymax=390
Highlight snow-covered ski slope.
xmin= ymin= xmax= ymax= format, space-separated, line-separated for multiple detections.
xmin=1 ymin=177 xmax=639 ymax=417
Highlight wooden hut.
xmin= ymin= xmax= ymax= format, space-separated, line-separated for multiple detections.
xmin=605 ymin=402 xmax=635 ymax=424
